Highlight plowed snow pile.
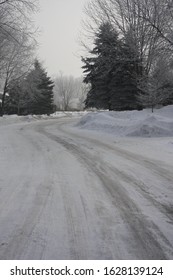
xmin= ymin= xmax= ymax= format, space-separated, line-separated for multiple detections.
xmin=77 ymin=106 xmax=173 ymax=137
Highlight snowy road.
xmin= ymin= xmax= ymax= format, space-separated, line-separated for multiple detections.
xmin=0 ymin=117 xmax=173 ymax=259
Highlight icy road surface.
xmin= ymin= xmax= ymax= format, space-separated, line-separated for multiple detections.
xmin=0 ymin=117 xmax=173 ymax=259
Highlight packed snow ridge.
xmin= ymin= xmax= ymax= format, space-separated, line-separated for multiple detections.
xmin=76 ymin=105 xmax=173 ymax=137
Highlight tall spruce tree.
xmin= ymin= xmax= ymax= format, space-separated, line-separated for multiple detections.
xmin=82 ymin=22 xmax=142 ymax=111
xmin=5 ymin=61 xmax=54 ymax=115
xmin=109 ymin=40 xmax=141 ymax=111
xmin=24 ymin=60 xmax=54 ymax=114
xmin=82 ymin=22 xmax=121 ymax=110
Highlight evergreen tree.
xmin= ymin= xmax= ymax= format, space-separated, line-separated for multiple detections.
xmin=5 ymin=79 xmax=24 ymax=115
xmin=82 ymin=22 xmax=141 ymax=111
xmin=82 ymin=22 xmax=121 ymax=110
xmin=25 ymin=60 xmax=54 ymax=114
xmin=5 ymin=61 xmax=54 ymax=115
xmin=109 ymin=40 xmax=141 ymax=111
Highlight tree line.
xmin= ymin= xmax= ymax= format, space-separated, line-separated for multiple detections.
xmin=82 ymin=0 xmax=173 ymax=111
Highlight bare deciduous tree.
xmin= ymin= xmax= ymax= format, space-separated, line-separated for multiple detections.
xmin=132 ymin=0 xmax=173 ymax=47
xmin=137 ymin=64 xmax=172 ymax=112
xmin=73 ymin=77 xmax=89 ymax=110
xmin=0 ymin=0 xmax=37 ymax=50
xmin=0 ymin=32 xmax=35 ymax=115
xmin=54 ymin=74 xmax=88 ymax=111
xmin=137 ymin=80 xmax=170 ymax=112
xmin=54 ymin=73 xmax=76 ymax=111
xmin=0 ymin=0 xmax=38 ymax=115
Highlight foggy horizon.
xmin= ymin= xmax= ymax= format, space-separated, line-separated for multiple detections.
xmin=34 ymin=0 xmax=88 ymax=78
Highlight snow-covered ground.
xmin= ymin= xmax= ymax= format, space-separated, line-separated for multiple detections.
xmin=0 ymin=106 xmax=173 ymax=259
xmin=77 ymin=105 xmax=173 ymax=137
xmin=75 ymin=105 xmax=173 ymax=166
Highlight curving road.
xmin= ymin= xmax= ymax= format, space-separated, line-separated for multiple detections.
xmin=0 ymin=117 xmax=173 ymax=259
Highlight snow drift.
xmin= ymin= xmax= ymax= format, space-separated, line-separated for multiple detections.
xmin=76 ymin=105 xmax=173 ymax=137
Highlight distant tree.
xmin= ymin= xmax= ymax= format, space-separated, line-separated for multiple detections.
xmin=75 ymin=78 xmax=89 ymax=110
xmin=54 ymin=73 xmax=77 ymax=111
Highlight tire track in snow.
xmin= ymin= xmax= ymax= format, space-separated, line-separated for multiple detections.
xmin=1 ymin=119 xmax=172 ymax=259
xmin=0 ymin=126 xmax=53 ymax=259
xmin=57 ymin=120 xmax=173 ymax=222
xmin=58 ymin=120 xmax=173 ymax=182
xmin=37 ymin=123 xmax=173 ymax=259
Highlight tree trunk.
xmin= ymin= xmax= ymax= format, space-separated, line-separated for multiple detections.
xmin=0 ymin=90 xmax=6 ymax=116
xmin=17 ymin=92 xmax=20 ymax=115
xmin=0 ymin=93 xmax=5 ymax=116
xmin=17 ymin=101 xmax=20 ymax=115
xmin=0 ymin=80 xmax=8 ymax=116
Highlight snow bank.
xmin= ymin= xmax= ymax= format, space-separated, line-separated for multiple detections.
xmin=0 ymin=111 xmax=88 ymax=126
xmin=76 ymin=105 xmax=173 ymax=137
xmin=1 ymin=106 xmax=173 ymax=138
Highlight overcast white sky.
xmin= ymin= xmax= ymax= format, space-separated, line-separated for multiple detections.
xmin=35 ymin=0 xmax=88 ymax=78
